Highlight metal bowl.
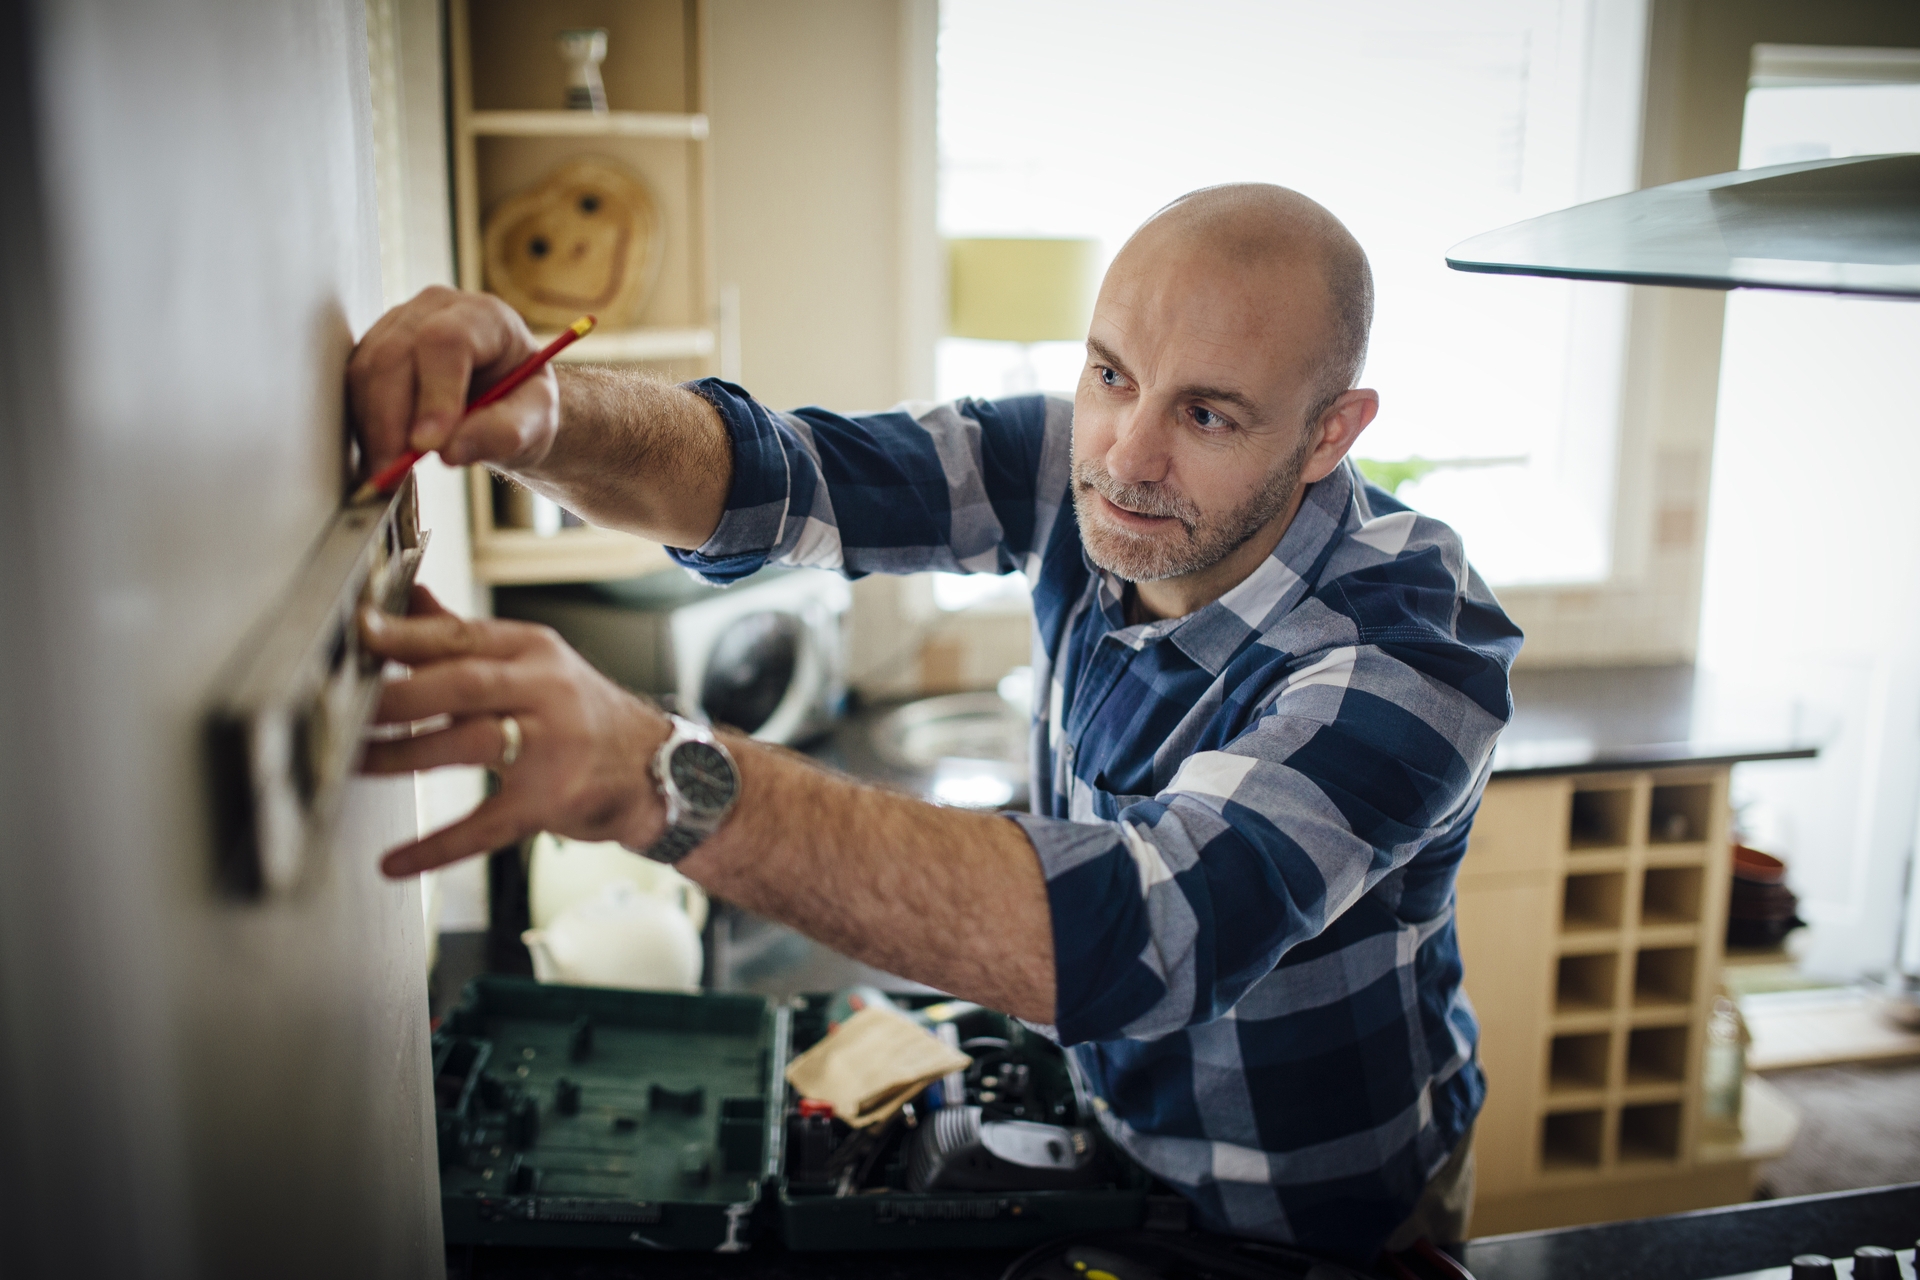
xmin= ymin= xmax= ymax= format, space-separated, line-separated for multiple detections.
xmin=869 ymin=693 xmax=1029 ymax=811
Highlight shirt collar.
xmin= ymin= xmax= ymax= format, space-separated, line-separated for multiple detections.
xmin=1084 ymin=461 xmax=1361 ymax=674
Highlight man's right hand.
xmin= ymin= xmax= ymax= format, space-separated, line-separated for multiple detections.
xmin=347 ymin=286 xmax=561 ymax=474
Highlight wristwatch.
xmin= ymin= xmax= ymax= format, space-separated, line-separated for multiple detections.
xmin=636 ymin=715 xmax=741 ymax=865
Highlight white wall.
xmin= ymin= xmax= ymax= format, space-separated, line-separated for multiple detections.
xmin=0 ymin=2 xmax=440 ymax=1273
xmin=708 ymin=0 xmax=957 ymax=694
xmin=708 ymin=0 xmax=938 ymax=411
xmin=366 ymin=0 xmax=491 ymax=934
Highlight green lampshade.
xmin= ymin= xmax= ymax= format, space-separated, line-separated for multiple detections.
xmin=947 ymin=237 xmax=1102 ymax=342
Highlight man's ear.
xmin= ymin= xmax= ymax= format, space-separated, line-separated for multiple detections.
xmin=1300 ymin=388 xmax=1379 ymax=484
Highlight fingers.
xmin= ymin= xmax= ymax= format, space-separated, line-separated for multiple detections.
xmin=439 ymin=372 xmax=558 ymax=467
xmin=348 ymin=286 xmax=462 ymax=470
xmin=346 ymin=288 xmax=541 ymax=471
xmin=360 ymin=605 xmax=544 ymax=668
xmin=406 ymin=582 xmax=454 ymax=619
xmin=371 ymin=656 xmax=531 ymax=723
xmin=361 ymin=714 xmax=513 ymax=775
xmin=408 ymin=308 xmax=481 ymax=454
xmin=382 ymin=794 xmax=531 ymax=878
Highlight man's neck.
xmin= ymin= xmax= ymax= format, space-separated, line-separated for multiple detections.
xmin=1125 ymin=485 xmax=1307 ymax=623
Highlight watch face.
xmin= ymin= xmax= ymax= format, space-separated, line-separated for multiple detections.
xmin=669 ymin=739 xmax=738 ymax=814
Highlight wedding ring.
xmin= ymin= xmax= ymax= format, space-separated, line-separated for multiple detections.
xmin=497 ymin=714 xmax=522 ymax=769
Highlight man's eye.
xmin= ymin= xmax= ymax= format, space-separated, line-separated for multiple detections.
xmin=1099 ymin=366 xmax=1123 ymax=387
xmin=1192 ymin=406 xmax=1225 ymax=429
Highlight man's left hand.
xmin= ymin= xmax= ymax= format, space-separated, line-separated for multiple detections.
xmin=358 ymin=584 xmax=668 ymax=877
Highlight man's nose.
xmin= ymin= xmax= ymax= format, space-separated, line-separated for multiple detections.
xmin=1104 ymin=403 xmax=1173 ymax=487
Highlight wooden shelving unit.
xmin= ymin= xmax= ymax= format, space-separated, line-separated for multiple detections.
xmin=1455 ymin=765 xmax=1783 ymax=1234
xmin=448 ymin=0 xmax=714 ymax=586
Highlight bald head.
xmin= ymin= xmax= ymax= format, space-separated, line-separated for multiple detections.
xmin=1119 ymin=183 xmax=1374 ymax=425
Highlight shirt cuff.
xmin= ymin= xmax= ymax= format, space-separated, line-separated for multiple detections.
xmin=668 ymin=377 xmax=793 ymax=584
xmin=1008 ymin=811 xmax=1163 ymax=1046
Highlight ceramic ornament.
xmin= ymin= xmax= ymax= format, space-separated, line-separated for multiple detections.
xmin=557 ymin=28 xmax=609 ymax=113
xmin=483 ymin=157 xmax=661 ymax=330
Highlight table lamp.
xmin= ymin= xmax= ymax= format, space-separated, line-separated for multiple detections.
xmin=947 ymin=237 xmax=1101 ymax=391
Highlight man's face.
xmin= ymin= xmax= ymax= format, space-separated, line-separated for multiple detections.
xmin=1071 ymin=232 xmax=1331 ymax=586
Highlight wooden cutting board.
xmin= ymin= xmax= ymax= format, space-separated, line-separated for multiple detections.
xmin=483 ymin=156 xmax=661 ymax=329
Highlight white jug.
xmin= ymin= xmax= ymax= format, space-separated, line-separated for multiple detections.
xmin=521 ymin=880 xmax=703 ymax=992
xmin=527 ymin=832 xmax=708 ymax=933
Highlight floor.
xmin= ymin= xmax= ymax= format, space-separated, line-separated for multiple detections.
xmin=1756 ymin=1058 xmax=1920 ymax=1199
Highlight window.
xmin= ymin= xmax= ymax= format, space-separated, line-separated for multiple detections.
xmin=1694 ymin=46 xmax=1920 ymax=980
xmin=935 ymin=0 xmax=1648 ymax=586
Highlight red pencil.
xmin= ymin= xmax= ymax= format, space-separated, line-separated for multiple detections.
xmin=351 ymin=314 xmax=597 ymax=504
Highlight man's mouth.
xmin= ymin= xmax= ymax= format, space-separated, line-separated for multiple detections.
xmin=1098 ymin=492 xmax=1177 ymax=527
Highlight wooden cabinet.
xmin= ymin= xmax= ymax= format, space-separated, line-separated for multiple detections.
xmin=1459 ymin=766 xmax=1763 ymax=1234
xmin=448 ymin=0 xmax=713 ymax=585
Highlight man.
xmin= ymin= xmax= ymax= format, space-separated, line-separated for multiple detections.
xmin=350 ymin=183 xmax=1521 ymax=1261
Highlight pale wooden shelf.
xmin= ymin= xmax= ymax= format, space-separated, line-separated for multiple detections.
xmin=1557 ymin=931 xmax=1625 ymax=954
xmin=466 ymin=109 xmax=709 ymax=139
xmin=470 ymin=525 xmax=673 ymax=587
xmin=542 ymin=326 xmax=716 ymax=364
xmin=1644 ymin=841 xmax=1712 ymax=866
xmin=451 ymin=0 xmax=716 ymax=587
xmin=1461 ymin=765 xmax=1748 ymax=1228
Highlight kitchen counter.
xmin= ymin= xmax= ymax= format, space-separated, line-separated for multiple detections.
xmin=808 ymin=663 xmax=1820 ymax=790
xmin=443 ymin=1182 xmax=1920 ymax=1279
xmin=1492 ymin=664 xmax=1818 ymax=777
xmin=1463 ymin=1181 xmax=1920 ymax=1280
xmin=447 ymin=1242 xmax=1030 ymax=1279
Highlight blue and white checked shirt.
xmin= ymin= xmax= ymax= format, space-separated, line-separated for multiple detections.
xmin=672 ymin=381 xmax=1523 ymax=1260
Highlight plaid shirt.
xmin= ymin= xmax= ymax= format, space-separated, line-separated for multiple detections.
xmin=673 ymin=381 xmax=1522 ymax=1260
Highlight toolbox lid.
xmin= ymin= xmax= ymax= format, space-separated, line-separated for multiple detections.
xmin=433 ymin=976 xmax=787 ymax=1251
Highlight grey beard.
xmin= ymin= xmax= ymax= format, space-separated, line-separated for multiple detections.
xmin=1072 ymin=440 xmax=1311 ymax=584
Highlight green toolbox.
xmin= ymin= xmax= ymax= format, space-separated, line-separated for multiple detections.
xmin=433 ymin=978 xmax=1178 ymax=1253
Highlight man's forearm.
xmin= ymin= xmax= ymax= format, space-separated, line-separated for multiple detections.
xmin=513 ymin=367 xmax=733 ymax=549
xmin=675 ymin=743 xmax=1058 ymax=1024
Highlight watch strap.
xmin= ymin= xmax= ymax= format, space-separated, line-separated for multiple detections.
xmin=636 ymin=715 xmax=738 ymax=866
xmin=640 ymin=820 xmax=708 ymax=866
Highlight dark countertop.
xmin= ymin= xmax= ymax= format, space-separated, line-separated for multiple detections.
xmin=447 ymin=1242 xmax=1030 ymax=1279
xmin=811 ymin=664 xmax=1820 ymax=789
xmin=1492 ymin=664 xmax=1818 ymax=777
xmin=442 ymin=1183 xmax=1920 ymax=1279
xmin=1463 ymin=1181 xmax=1920 ymax=1280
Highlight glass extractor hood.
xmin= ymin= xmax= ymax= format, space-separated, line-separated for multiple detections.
xmin=1446 ymin=152 xmax=1920 ymax=298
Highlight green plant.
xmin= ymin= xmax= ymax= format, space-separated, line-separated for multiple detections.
xmin=1354 ymin=456 xmax=1438 ymax=496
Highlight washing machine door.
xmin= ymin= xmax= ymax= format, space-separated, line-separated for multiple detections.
xmin=698 ymin=609 xmax=806 ymax=737
xmin=669 ymin=569 xmax=849 ymax=745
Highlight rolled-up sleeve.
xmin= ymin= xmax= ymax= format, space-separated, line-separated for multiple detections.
xmin=670 ymin=378 xmax=1073 ymax=585
xmin=1011 ymin=641 xmax=1507 ymax=1047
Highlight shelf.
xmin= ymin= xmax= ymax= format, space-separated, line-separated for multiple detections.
xmin=1625 ymin=1025 xmax=1689 ymax=1086
xmin=1643 ymin=841 xmax=1710 ymax=867
xmin=471 ymin=526 xmax=674 ymax=586
xmin=1569 ymin=787 xmax=1635 ymax=851
xmin=1540 ymin=1109 xmax=1605 ymax=1170
xmin=1556 ymin=953 xmax=1618 ymax=1015
xmin=1558 ymin=930 xmax=1624 ymax=956
xmin=467 ymin=109 xmax=708 ymax=139
xmin=1632 ymin=946 xmax=1698 ymax=1009
xmin=1617 ymin=1102 xmax=1683 ymax=1163
xmin=541 ymin=327 xmax=716 ymax=364
xmin=1562 ymin=871 xmax=1626 ymax=933
xmin=1548 ymin=1032 xmax=1612 ymax=1095
xmin=1648 ymin=783 xmax=1712 ymax=845
xmin=1640 ymin=861 xmax=1707 ymax=927
xmin=1564 ymin=848 xmax=1631 ymax=874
